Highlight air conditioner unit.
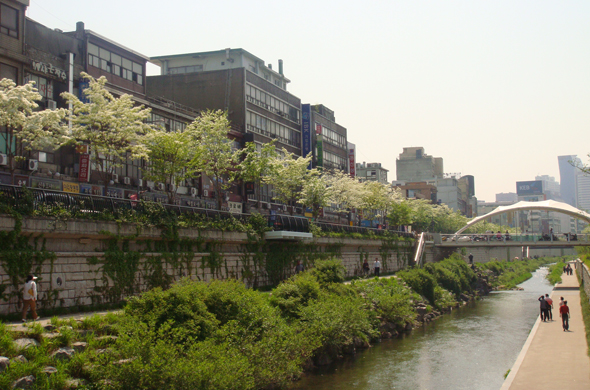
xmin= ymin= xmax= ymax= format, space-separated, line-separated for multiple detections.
xmin=0 ymin=153 xmax=7 ymax=166
xmin=123 ymin=177 xmax=131 ymax=185
xmin=137 ymin=179 xmax=143 ymax=188
xmin=47 ymin=100 xmax=57 ymax=110
xmin=146 ymin=181 xmax=155 ymax=189
xmin=112 ymin=174 xmax=119 ymax=183
xmin=157 ymin=183 xmax=165 ymax=191
xmin=190 ymin=187 xmax=198 ymax=197
xmin=28 ymin=159 xmax=39 ymax=171
xmin=167 ymin=184 xmax=177 ymax=192
xmin=203 ymin=189 xmax=208 ymax=197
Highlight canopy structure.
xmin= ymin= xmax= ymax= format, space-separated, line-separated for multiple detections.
xmin=455 ymin=200 xmax=590 ymax=235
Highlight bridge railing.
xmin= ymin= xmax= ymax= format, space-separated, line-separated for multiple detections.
xmin=440 ymin=233 xmax=590 ymax=243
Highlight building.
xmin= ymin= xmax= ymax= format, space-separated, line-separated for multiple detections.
xmin=477 ymin=200 xmax=517 ymax=228
xmin=347 ymin=142 xmax=356 ymax=178
xmin=558 ymin=155 xmax=579 ymax=207
xmin=392 ymin=181 xmax=437 ymax=203
xmin=148 ymin=49 xmax=302 ymax=156
xmin=302 ymin=104 xmax=347 ymax=171
xmin=396 ymin=147 xmax=443 ymax=182
xmin=355 ymin=162 xmax=388 ymax=184
xmin=535 ymin=175 xmax=560 ymax=200
xmin=496 ymin=192 xmax=518 ymax=203
xmin=0 ymin=0 xmax=28 ymax=84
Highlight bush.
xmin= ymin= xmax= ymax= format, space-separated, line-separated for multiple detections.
xmin=270 ymin=272 xmax=321 ymax=319
xmin=397 ymin=268 xmax=437 ymax=305
xmin=309 ymin=258 xmax=346 ymax=286
xmin=353 ymin=277 xmax=417 ymax=326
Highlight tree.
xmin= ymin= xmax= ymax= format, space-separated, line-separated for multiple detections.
xmin=142 ymin=128 xmax=200 ymax=204
xmin=0 ymin=78 xmax=68 ymax=178
xmin=325 ymin=171 xmax=365 ymax=224
xmin=298 ymin=172 xmax=331 ymax=219
xmin=61 ymin=73 xmax=152 ymax=193
xmin=189 ymin=110 xmax=240 ymax=210
xmin=358 ymin=181 xmax=392 ymax=226
xmin=264 ymin=149 xmax=313 ymax=214
xmin=235 ymin=140 xmax=277 ymax=210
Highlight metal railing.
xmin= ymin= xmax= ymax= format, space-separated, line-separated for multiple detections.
xmin=439 ymin=233 xmax=590 ymax=244
xmin=0 ymin=184 xmax=414 ymax=238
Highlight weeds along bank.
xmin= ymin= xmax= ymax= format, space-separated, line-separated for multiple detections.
xmin=0 ymin=256 xmax=549 ymax=390
xmin=0 ymin=213 xmax=414 ymax=317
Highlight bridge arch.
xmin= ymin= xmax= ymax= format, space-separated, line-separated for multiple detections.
xmin=455 ymin=200 xmax=590 ymax=235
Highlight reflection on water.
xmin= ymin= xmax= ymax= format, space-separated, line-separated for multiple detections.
xmin=292 ymin=267 xmax=551 ymax=390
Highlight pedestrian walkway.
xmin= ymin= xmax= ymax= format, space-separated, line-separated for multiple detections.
xmin=501 ymin=263 xmax=590 ymax=390
xmin=5 ymin=310 xmax=117 ymax=333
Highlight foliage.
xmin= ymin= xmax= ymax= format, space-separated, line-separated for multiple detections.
xmin=270 ymin=272 xmax=321 ymax=319
xmin=579 ymin=283 xmax=590 ymax=357
xmin=62 ymin=73 xmax=152 ymax=191
xmin=477 ymin=257 xmax=551 ymax=289
xmin=264 ymin=148 xmax=314 ymax=212
xmin=0 ymin=78 xmax=68 ymax=174
xmin=397 ymin=268 xmax=437 ymax=305
xmin=298 ymin=173 xmax=332 ymax=218
xmin=424 ymin=254 xmax=476 ymax=297
xmin=547 ymin=260 xmax=567 ymax=285
xmin=309 ymin=258 xmax=346 ymax=286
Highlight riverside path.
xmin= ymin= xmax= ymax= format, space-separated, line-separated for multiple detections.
xmin=501 ymin=262 xmax=590 ymax=390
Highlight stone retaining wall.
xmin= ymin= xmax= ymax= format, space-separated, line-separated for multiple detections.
xmin=575 ymin=259 xmax=590 ymax=299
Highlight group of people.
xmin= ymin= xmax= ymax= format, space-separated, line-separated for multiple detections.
xmin=538 ymin=294 xmax=570 ymax=331
xmin=563 ymin=264 xmax=573 ymax=275
xmin=362 ymin=258 xmax=381 ymax=277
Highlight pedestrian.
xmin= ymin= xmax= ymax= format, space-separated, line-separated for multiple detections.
xmin=545 ymin=294 xmax=553 ymax=320
xmin=559 ymin=300 xmax=570 ymax=331
xmin=362 ymin=259 xmax=370 ymax=276
xmin=563 ymin=265 xmax=567 ymax=274
xmin=22 ymin=274 xmax=39 ymax=322
xmin=468 ymin=253 xmax=474 ymax=264
xmin=550 ymin=227 xmax=554 ymax=242
xmin=538 ymin=295 xmax=549 ymax=322
xmin=374 ymin=258 xmax=381 ymax=277
xmin=294 ymin=260 xmax=304 ymax=274
xmin=559 ymin=296 xmax=565 ymax=307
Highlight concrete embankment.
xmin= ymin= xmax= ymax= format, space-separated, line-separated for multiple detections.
xmin=501 ymin=261 xmax=590 ymax=390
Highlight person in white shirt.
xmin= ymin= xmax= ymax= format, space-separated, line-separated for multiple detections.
xmin=22 ymin=274 xmax=39 ymax=322
xmin=374 ymin=258 xmax=381 ymax=277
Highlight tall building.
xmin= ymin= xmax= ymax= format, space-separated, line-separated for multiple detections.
xmin=396 ymin=147 xmax=443 ymax=182
xmin=0 ymin=0 xmax=28 ymax=84
xmin=302 ymin=104 xmax=348 ymax=171
xmin=496 ymin=192 xmax=518 ymax=202
xmin=535 ymin=175 xmax=560 ymax=200
xmin=558 ymin=155 xmax=579 ymax=207
xmin=356 ymin=162 xmax=388 ymax=184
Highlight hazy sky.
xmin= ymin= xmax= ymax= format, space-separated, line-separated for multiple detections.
xmin=27 ymin=0 xmax=590 ymax=202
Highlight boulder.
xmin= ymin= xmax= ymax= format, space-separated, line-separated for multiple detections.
xmin=43 ymin=324 xmax=56 ymax=332
xmin=72 ymin=342 xmax=88 ymax=352
xmin=0 ymin=356 xmax=9 ymax=372
xmin=13 ymin=338 xmax=39 ymax=351
xmin=51 ymin=347 xmax=75 ymax=361
xmin=96 ymin=335 xmax=118 ymax=344
xmin=64 ymin=379 xmax=84 ymax=389
xmin=42 ymin=366 xmax=58 ymax=375
xmin=12 ymin=375 xmax=35 ymax=389
xmin=12 ymin=355 xmax=27 ymax=364
xmin=42 ymin=333 xmax=61 ymax=340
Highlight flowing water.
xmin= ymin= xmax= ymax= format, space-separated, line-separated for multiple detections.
xmin=292 ymin=267 xmax=552 ymax=390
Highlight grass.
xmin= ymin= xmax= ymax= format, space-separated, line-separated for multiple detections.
xmin=579 ymin=284 xmax=590 ymax=357
xmin=547 ymin=261 xmax=567 ymax=285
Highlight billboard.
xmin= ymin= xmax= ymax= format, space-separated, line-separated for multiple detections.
xmin=516 ymin=180 xmax=543 ymax=196
xmin=348 ymin=142 xmax=356 ymax=178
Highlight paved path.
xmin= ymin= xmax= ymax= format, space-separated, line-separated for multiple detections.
xmin=6 ymin=310 xmax=118 ymax=332
xmin=501 ymin=263 xmax=590 ymax=390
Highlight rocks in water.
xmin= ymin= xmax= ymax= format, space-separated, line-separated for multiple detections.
xmin=12 ymin=375 xmax=35 ymax=389
xmin=13 ymin=338 xmax=39 ymax=351
xmin=0 ymin=356 xmax=9 ymax=372
xmin=51 ymin=347 xmax=75 ymax=361
xmin=42 ymin=366 xmax=58 ymax=375
xmin=354 ymin=338 xmax=371 ymax=349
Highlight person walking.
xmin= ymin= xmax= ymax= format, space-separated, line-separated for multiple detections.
xmin=545 ymin=294 xmax=553 ymax=320
xmin=362 ymin=259 xmax=370 ymax=276
xmin=294 ymin=260 xmax=304 ymax=274
xmin=373 ymin=258 xmax=381 ymax=277
xmin=538 ymin=296 xmax=549 ymax=322
xmin=468 ymin=253 xmax=474 ymax=264
xmin=22 ymin=275 xmax=39 ymax=322
xmin=559 ymin=300 xmax=570 ymax=331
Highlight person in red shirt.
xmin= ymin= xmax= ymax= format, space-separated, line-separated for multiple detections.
xmin=559 ymin=300 xmax=570 ymax=331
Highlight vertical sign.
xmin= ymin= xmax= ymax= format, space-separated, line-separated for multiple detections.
xmin=316 ymin=134 xmax=323 ymax=168
xmin=301 ymin=104 xmax=312 ymax=168
xmin=78 ymin=154 xmax=90 ymax=182
xmin=348 ymin=142 xmax=356 ymax=178
xmin=315 ymin=123 xmax=322 ymax=134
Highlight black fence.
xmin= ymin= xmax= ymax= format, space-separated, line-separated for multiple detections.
xmin=0 ymin=184 xmax=413 ymax=238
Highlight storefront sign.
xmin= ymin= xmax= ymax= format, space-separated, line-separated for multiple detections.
xmin=348 ymin=143 xmax=356 ymax=178
xmin=315 ymin=123 xmax=322 ymax=135
xmin=78 ymin=154 xmax=90 ymax=182
xmin=228 ymin=201 xmax=242 ymax=214
xmin=31 ymin=61 xmax=67 ymax=80
xmin=80 ymin=184 xmax=103 ymax=196
xmin=14 ymin=175 xmax=29 ymax=187
xmin=105 ymin=187 xmax=124 ymax=198
xmin=62 ymin=182 xmax=80 ymax=193
xmin=31 ymin=177 xmax=62 ymax=190
xmin=245 ymin=182 xmax=255 ymax=195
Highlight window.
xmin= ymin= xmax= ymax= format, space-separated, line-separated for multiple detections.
xmin=245 ymin=83 xmax=301 ymax=124
xmin=0 ymin=4 xmax=18 ymax=38
xmin=88 ymin=43 xmax=143 ymax=85
xmin=24 ymin=74 xmax=53 ymax=99
xmin=0 ymin=63 xmax=17 ymax=82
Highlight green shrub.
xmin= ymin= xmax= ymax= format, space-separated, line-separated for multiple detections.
xmin=310 ymin=258 xmax=346 ymax=286
xmin=397 ymin=268 xmax=437 ymax=305
xmin=353 ymin=277 xmax=417 ymax=326
xmin=270 ymin=272 xmax=321 ymax=319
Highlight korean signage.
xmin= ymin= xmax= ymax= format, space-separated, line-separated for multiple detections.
xmin=78 ymin=154 xmax=90 ymax=182
xmin=516 ymin=180 xmax=543 ymax=196
xmin=301 ymin=104 xmax=312 ymax=168
xmin=315 ymin=123 xmax=322 ymax=135
xmin=62 ymin=182 xmax=80 ymax=193
xmin=228 ymin=201 xmax=242 ymax=214
xmin=80 ymin=184 xmax=103 ymax=196
xmin=31 ymin=178 xmax=62 ymax=191
xmin=31 ymin=61 xmax=67 ymax=80
xmin=14 ymin=175 xmax=29 ymax=187
xmin=348 ymin=143 xmax=356 ymax=178
xmin=316 ymin=134 xmax=323 ymax=167
xmin=245 ymin=182 xmax=255 ymax=195
xmin=105 ymin=187 xmax=124 ymax=199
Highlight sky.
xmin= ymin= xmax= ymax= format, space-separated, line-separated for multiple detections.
xmin=27 ymin=0 xmax=590 ymax=202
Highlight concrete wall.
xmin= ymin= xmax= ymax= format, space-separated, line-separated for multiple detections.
xmin=574 ymin=260 xmax=590 ymax=299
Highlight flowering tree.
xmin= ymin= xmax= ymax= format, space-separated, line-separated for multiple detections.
xmin=264 ymin=149 xmax=313 ymax=214
xmin=358 ymin=181 xmax=392 ymax=226
xmin=235 ymin=140 xmax=277 ymax=209
xmin=189 ymin=110 xmax=240 ymax=210
xmin=298 ymin=172 xmax=331 ymax=219
xmin=61 ymin=73 xmax=152 ymax=192
xmin=142 ymin=128 xmax=200 ymax=204
xmin=0 ymin=78 xmax=68 ymax=178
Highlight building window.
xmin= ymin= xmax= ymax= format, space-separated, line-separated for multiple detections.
xmin=88 ymin=43 xmax=143 ymax=86
xmin=168 ymin=65 xmax=203 ymax=75
xmin=0 ymin=63 xmax=17 ymax=82
xmin=24 ymin=74 xmax=53 ymax=99
xmin=0 ymin=4 xmax=18 ymax=38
